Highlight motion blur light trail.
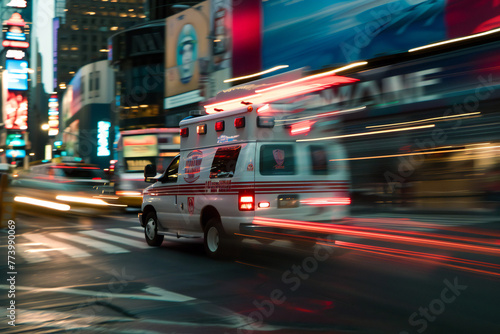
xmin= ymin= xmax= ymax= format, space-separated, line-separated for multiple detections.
xmin=252 ymin=217 xmax=500 ymax=277
xmin=330 ymin=241 xmax=500 ymax=278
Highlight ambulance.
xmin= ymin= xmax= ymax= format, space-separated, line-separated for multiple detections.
xmin=139 ymin=72 xmax=356 ymax=259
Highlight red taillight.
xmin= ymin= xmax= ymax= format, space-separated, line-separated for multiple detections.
xmin=215 ymin=121 xmax=225 ymax=132
xmin=234 ymin=117 xmax=245 ymax=129
xmin=239 ymin=191 xmax=255 ymax=211
xmin=180 ymin=127 xmax=189 ymax=137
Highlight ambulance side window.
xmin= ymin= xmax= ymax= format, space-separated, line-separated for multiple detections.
xmin=210 ymin=145 xmax=241 ymax=179
xmin=161 ymin=155 xmax=180 ymax=183
xmin=259 ymin=145 xmax=296 ymax=175
xmin=310 ymin=145 xmax=329 ymax=175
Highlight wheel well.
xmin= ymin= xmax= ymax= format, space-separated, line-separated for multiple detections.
xmin=200 ymin=206 xmax=220 ymax=231
xmin=142 ymin=205 xmax=156 ymax=220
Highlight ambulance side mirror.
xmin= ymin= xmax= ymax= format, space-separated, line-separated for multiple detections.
xmin=144 ymin=164 xmax=157 ymax=183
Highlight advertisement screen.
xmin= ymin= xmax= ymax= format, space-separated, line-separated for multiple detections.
xmin=123 ymin=135 xmax=158 ymax=158
xmin=3 ymin=91 xmax=28 ymax=130
xmin=165 ymin=1 xmax=209 ymax=99
xmin=6 ymin=150 xmax=26 ymax=159
xmin=262 ymin=0 xmax=446 ymax=69
xmin=6 ymin=59 xmax=29 ymax=91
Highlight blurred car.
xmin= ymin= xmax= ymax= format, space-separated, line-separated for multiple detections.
xmin=11 ymin=162 xmax=123 ymax=214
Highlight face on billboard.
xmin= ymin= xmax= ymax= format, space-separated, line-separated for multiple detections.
xmin=177 ymin=24 xmax=198 ymax=84
xmin=4 ymin=91 xmax=28 ymax=130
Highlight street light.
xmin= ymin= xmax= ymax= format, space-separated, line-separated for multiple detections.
xmin=41 ymin=124 xmax=50 ymax=131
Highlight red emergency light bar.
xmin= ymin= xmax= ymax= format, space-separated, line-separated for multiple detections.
xmin=204 ymin=74 xmax=359 ymax=115
xmin=2 ymin=40 xmax=29 ymax=48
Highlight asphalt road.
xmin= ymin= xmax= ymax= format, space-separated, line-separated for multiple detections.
xmin=1 ymin=209 xmax=499 ymax=334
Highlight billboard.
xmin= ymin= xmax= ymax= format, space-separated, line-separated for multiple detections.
xmin=123 ymin=135 xmax=158 ymax=158
xmin=165 ymin=1 xmax=209 ymax=102
xmin=210 ymin=0 xmax=232 ymax=71
xmin=6 ymin=59 xmax=29 ymax=91
xmin=261 ymin=0 xmax=500 ymax=73
xmin=3 ymin=91 xmax=28 ymax=130
xmin=262 ymin=0 xmax=446 ymax=70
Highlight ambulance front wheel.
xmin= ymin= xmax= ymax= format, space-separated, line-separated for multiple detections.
xmin=204 ymin=218 xmax=233 ymax=259
xmin=144 ymin=212 xmax=164 ymax=247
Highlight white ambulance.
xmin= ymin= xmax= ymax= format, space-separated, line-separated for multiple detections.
xmin=139 ymin=101 xmax=351 ymax=259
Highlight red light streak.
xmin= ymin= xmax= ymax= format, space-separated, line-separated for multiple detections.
xmin=300 ymin=197 xmax=351 ymax=206
xmin=329 ymin=241 xmax=500 ymax=278
xmin=252 ymin=217 xmax=500 ymax=256
xmin=290 ymin=120 xmax=314 ymax=135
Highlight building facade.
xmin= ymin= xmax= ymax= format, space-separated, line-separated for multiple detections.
xmin=54 ymin=0 xmax=146 ymax=92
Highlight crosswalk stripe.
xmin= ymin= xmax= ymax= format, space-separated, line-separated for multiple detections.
xmin=16 ymin=244 xmax=51 ymax=263
xmin=51 ymin=232 xmax=129 ymax=254
xmin=80 ymin=230 xmax=149 ymax=249
xmin=23 ymin=234 xmax=91 ymax=258
xmin=131 ymin=226 xmax=144 ymax=231
xmin=106 ymin=228 xmax=144 ymax=239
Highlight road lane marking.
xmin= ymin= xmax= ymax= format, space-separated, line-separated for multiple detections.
xmin=131 ymin=226 xmax=144 ymax=230
xmin=0 ymin=284 xmax=194 ymax=302
xmin=51 ymin=232 xmax=130 ymax=254
xmin=16 ymin=244 xmax=51 ymax=263
xmin=22 ymin=234 xmax=91 ymax=258
xmin=106 ymin=228 xmax=144 ymax=239
xmin=79 ymin=230 xmax=149 ymax=249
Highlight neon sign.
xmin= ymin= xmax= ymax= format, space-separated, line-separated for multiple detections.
xmin=5 ymin=13 xmax=26 ymax=26
xmin=2 ymin=40 xmax=29 ymax=49
xmin=97 ymin=121 xmax=111 ymax=157
xmin=6 ymin=50 xmax=26 ymax=60
xmin=6 ymin=0 xmax=27 ymax=8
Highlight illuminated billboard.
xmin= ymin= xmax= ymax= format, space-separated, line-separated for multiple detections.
xmin=6 ymin=59 xmax=29 ymax=90
xmin=6 ymin=0 xmax=27 ymax=8
xmin=123 ymin=135 xmax=158 ymax=158
xmin=3 ymin=91 xmax=28 ymax=130
xmin=48 ymin=95 xmax=60 ymax=136
xmin=165 ymin=1 xmax=209 ymax=101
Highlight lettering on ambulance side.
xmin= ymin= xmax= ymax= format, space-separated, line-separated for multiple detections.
xmin=205 ymin=180 xmax=232 ymax=192
xmin=217 ymin=134 xmax=239 ymax=144
xmin=184 ymin=150 xmax=203 ymax=183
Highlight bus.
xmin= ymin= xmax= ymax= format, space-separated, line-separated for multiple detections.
xmin=113 ymin=128 xmax=180 ymax=207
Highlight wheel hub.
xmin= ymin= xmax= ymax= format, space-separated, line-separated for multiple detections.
xmin=146 ymin=218 xmax=156 ymax=240
xmin=207 ymin=226 xmax=219 ymax=253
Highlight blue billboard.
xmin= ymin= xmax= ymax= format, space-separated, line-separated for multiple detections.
xmin=262 ymin=0 xmax=447 ymax=71
xmin=6 ymin=59 xmax=29 ymax=91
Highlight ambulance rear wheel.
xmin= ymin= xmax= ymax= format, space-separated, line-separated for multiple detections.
xmin=204 ymin=218 xmax=229 ymax=259
xmin=144 ymin=212 xmax=164 ymax=247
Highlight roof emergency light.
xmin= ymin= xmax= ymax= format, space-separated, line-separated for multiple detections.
xmin=197 ymin=124 xmax=207 ymax=135
xmin=257 ymin=116 xmax=275 ymax=128
xmin=215 ymin=121 xmax=225 ymax=132
xmin=234 ymin=117 xmax=246 ymax=129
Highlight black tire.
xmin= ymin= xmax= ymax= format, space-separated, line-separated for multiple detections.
xmin=204 ymin=218 xmax=232 ymax=259
xmin=144 ymin=211 xmax=164 ymax=247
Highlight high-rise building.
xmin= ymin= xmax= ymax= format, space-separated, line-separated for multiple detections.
xmin=146 ymin=0 xmax=203 ymax=21
xmin=55 ymin=0 xmax=146 ymax=91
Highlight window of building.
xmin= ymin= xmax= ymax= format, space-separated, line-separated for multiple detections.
xmin=81 ymin=75 xmax=85 ymax=99
xmin=95 ymin=71 xmax=100 ymax=96
xmin=89 ymin=72 xmax=94 ymax=95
